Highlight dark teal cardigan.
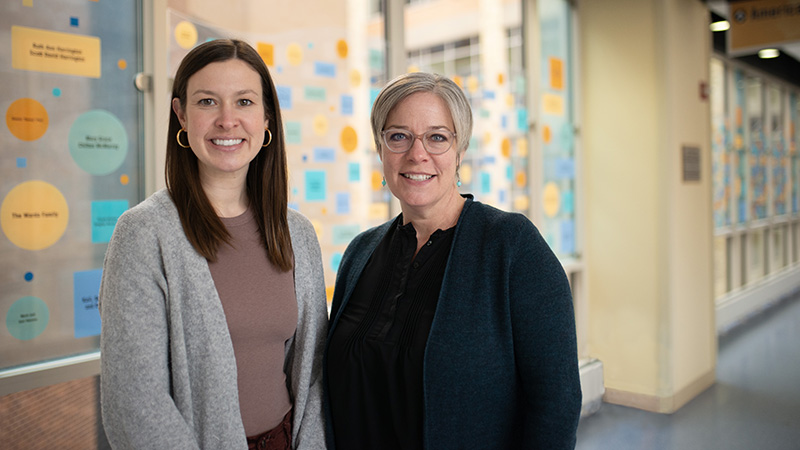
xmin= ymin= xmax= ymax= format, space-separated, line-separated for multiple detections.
xmin=325 ymin=195 xmax=581 ymax=449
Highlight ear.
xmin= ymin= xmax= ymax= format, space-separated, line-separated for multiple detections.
xmin=172 ymin=98 xmax=186 ymax=128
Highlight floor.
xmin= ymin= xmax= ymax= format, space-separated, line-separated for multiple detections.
xmin=575 ymin=291 xmax=800 ymax=450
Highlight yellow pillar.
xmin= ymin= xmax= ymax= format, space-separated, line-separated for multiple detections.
xmin=580 ymin=0 xmax=716 ymax=413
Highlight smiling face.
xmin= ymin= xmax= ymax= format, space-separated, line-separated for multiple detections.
xmin=172 ymin=58 xmax=268 ymax=185
xmin=381 ymin=91 xmax=462 ymax=219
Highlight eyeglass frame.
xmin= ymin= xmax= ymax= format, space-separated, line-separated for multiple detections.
xmin=380 ymin=128 xmax=457 ymax=155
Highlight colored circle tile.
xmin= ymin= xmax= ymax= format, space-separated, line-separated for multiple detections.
xmin=312 ymin=115 xmax=329 ymax=136
xmin=371 ymin=170 xmax=384 ymax=191
xmin=336 ymin=40 xmax=348 ymax=58
xmin=341 ymin=126 xmax=358 ymax=153
xmin=1 ymin=180 xmax=69 ymax=250
xmin=6 ymin=296 xmax=50 ymax=340
xmin=52 ymin=88 xmax=62 ymax=97
xmin=120 ymin=174 xmax=130 ymax=185
xmin=501 ymin=138 xmax=512 ymax=158
xmin=68 ymin=110 xmax=128 ymax=175
xmin=6 ymin=98 xmax=49 ymax=141
xmin=118 ymin=59 xmax=127 ymax=70
xmin=349 ymin=69 xmax=362 ymax=88
xmin=542 ymin=182 xmax=561 ymax=217
xmin=174 ymin=21 xmax=198 ymax=49
xmin=24 ymin=272 xmax=34 ymax=282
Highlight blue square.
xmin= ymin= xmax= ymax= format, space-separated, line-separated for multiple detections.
xmin=17 ymin=157 xmax=27 ymax=168
xmin=70 ymin=17 xmax=79 ymax=27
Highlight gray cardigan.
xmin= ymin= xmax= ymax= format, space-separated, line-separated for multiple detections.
xmin=100 ymin=189 xmax=328 ymax=449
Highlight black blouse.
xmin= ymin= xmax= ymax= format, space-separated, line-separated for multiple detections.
xmin=327 ymin=215 xmax=455 ymax=450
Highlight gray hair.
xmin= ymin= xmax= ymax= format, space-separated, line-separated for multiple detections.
xmin=370 ymin=72 xmax=473 ymax=156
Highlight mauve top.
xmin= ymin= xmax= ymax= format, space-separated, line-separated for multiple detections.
xmin=210 ymin=208 xmax=297 ymax=436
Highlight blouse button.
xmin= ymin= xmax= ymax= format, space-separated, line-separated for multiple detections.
xmin=413 ymin=262 xmax=419 ymax=269
xmin=426 ymin=240 xmax=433 ymax=246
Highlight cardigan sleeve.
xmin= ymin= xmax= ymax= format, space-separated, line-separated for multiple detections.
xmin=508 ymin=219 xmax=582 ymax=449
xmin=99 ymin=209 xmax=200 ymax=450
xmin=285 ymin=210 xmax=329 ymax=449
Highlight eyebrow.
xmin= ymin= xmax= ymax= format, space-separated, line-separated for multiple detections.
xmin=190 ymin=89 xmax=259 ymax=97
xmin=384 ymin=125 xmax=452 ymax=131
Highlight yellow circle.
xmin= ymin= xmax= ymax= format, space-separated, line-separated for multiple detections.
xmin=337 ymin=40 xmax=348 ymax=58
xmin=515 ymin=171 xmax=527 ymax=187
xmin=117 ymin=59 xmax=127 ymax=70
xmin=517 ymin=137 xmax=529 ymax=157
xmin=506 ymin=94 xmax=515 ymax=107
xmin=542 ymin=182 xmax=560 ymax=218
xmin=287 ymin=43 xmax=303 ymax=66
xmin=497 ymin=73 xmax=505 ymax=85
xmin=452 ymin=76 xmax=463 ymax=88
xmin=467 ymin=76 xmax=479 ymax=94
xmin=174 ymin=21 xmax=198 ymax=50
xmin=349 ymin=69 xmax=362 ymax=88
xmin=6 ymin=98 xmax=49 ymax=142
xmin=120 ymin=174 xmax=130 ymax=185
xmin=460 ymin=165 xmax=473 ymax=184
xmin=542 ymin=125 xmax=552 ymax=144
xmin=313 ymin=115 xmax=329 ymax=136
xmin=501 ymin=138 xmax=512 ymax=158
xmin=371 ymin=170 xmax=384 ymax=191
xmin=407 ymin=65 xmax=420 ymax=73
xmin=514 ymin=195 xmax=530 ymax=211
xmin=1 ymin=181 xmax=69 ymax=251
xmin=341 ymin=126 xmax=358 ymax=153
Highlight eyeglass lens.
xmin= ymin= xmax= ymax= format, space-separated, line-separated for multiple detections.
xmin=383 ymin=129 xmax=454 ymax=154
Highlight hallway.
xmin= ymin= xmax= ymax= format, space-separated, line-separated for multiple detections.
xmin=575 ymin=290 xmax=800 ymax=450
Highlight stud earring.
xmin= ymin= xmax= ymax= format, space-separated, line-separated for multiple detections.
xmin=381 ymin=178 xmax=386 ymax=187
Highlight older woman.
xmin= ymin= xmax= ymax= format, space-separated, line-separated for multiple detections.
xmin=100 ymin=40 xmax=328 ymax=449
xmin=325 ymin=72 xmax=581 ymax=449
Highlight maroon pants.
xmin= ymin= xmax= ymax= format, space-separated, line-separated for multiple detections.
xmin=246 ymin=410 xmax=292 ymax=450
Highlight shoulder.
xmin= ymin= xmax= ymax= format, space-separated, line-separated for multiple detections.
xmin=460 ymin=199 xmax=537 ymax=238
xmin=112 ymin=189 xmax=180 ymax=242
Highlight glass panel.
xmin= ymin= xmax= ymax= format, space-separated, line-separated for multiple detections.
xmin=732 ymin=69 xmax=748 ymax=224
xmin=768 ymin=85 xmax=787 ymax=217
xmin=167 ymin=0 xmax=387 ymax=302
xmin=1 ymin=0 xmax=143 ymax=371
xmin=710 ymin=59 xmax=730 ymax=228
xmin=790 ymin=92 xmax=799 ymax=214
xmin=538 ymin=0 xmax=577 ymax=258
xmin=403 ymin=1 xmax=526 ymax=215
xmin=746 ymin=77 xmax=768 ymax=221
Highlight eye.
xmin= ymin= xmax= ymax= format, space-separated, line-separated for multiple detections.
xmin=427 ymin=132 xmax=450 ymax=142
xmin=388 ymin=131 xmax=410 ymax=142
xmin=238 ymin=98 xmax=254 ymax=106
xmin=198 ymin=98 xmax=216 ymax=106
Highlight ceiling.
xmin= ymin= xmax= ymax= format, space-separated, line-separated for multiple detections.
xmin=706 ymin=0 xmax=800 ymax=88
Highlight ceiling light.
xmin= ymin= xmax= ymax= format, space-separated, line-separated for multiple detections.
xmin=709 ymin=21 xmax=730 ymax=32
xmin=758 ymin=48 xmax=780 ymax=59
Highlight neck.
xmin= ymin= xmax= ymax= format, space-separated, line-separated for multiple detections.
xmin=200 ymin=174 xmax=249 ymax=218
xmin=402 ymin=191 xmax=465 ymax=251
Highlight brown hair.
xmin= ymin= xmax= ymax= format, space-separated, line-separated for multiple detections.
xmin=166 ymin=39 xmax=293 ymax=271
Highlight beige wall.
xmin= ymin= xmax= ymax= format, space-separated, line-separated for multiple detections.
xmin=580 ymin=0 xmax=715 ymax=412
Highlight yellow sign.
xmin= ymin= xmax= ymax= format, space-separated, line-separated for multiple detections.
xmin=729 ymin=0 xmax=800 ymax=52
xmin=12 ymin=26 xmax=101 ymax=78
xmin=1 ymin=181 xmax=69 ymax=251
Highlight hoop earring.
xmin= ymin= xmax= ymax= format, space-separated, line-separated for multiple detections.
xmin=262 ymin=129 xmax=273 ymax=148
xmin=176 ymin=128 xmax=190 ymax=149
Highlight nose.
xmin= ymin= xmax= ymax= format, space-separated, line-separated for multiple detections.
xmin=215 ymin=103 xmax=238 ymax=129
xmin=406 ymin=136 xmax=428 ymax=161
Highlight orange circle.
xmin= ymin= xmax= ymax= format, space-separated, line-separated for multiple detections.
xmin=337 ymin=40 xmax=348 ymax=58
xmin=371 ymin=170 xmax=384 ymax=191
xmin=120 ymin=174 xmax=130 ymax=185
xmin=452 ymin=75 xmax=463 ymax=88
xmin=515 ymin=171 xmax=527 ymax=187
xmin=117 ymin=59 xmax=127 ymax=70
xmin=542 ymin=125 xmax=552 ymax=144
xmin=497 ymin=73 xmax=505 ymax=85
xmin=501 ymin=138 xmax=512 ymax=158
xmin=6 ymin=98 xmax=49 ymax=142
xmin=341 ymin=126 xmax=358 ymax=153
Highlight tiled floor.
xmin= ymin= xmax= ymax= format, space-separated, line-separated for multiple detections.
xmin=575 ymin=291 xmax=800 ymax=450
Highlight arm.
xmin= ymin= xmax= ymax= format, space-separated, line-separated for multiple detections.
xmin=285 ymin=211 xmax=329 ymax=449
xmin=508 ymin=220 xmax=582 ymax=449
xmin=99 ymin=211 xmax=200 ymax=450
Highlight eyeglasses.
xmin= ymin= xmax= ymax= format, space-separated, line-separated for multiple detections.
xmin=381 ymin=128 xmax=457 ymax=155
